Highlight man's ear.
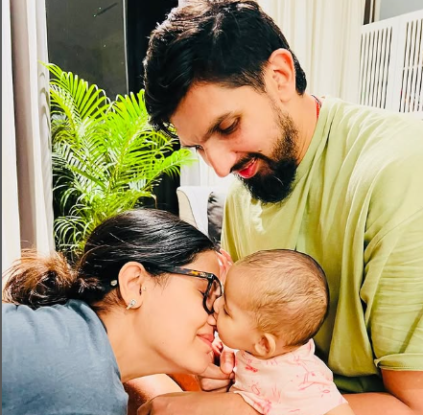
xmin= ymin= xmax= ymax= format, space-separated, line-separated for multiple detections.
xmin=118 ymin=262 xmax=149 ymax=309
xmin=253 ymin=333 xmax=277 ymax=358
xmin=266 ymin=48 xmax=296 ymax=101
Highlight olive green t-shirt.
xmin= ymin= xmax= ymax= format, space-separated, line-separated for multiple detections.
xmin=221 ymin=97 xmax=423 ymax=393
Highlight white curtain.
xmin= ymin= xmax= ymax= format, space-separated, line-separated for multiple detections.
xmin=2 ymin=0 xmax=54 ymax=273
xmin=259 ymin=0 xmax=366 ymax=102
xmin=181 ymin=150 xmax=234 ymax=187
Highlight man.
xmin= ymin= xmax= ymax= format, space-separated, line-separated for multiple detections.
xmin=138 ymin=1 xmax=423 ymax=414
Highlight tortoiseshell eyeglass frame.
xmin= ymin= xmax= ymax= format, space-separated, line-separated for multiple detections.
xmin=160 ymin=266 xmax=224 ymax=315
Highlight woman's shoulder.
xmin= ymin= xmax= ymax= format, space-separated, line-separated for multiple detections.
xmin=3 ymin=300 xmax=100 ymax=335
xmin=2 ymin=300 xmax=127 ymax=414
xmin=2 ymin=300 xmax=109 ymax=370
xmin=2 ymin=300 xmax=110 ymax=357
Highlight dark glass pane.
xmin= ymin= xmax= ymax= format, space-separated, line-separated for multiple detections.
xmin=46 ymin=0 xmax=180 ymax=214
xmin=126 ymin=0 xmax=179 ymax=215
xmin=46 ymin=0 xmax=128 ymax=98
xmin=126 ymin=0 xmax=178 ymax=93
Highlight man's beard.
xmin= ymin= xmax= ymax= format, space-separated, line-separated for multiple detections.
xmin=236 ymin=112 xmax=298 ymax=204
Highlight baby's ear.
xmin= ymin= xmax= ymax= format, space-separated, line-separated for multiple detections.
xmin=253 ymin=333 xmax=276 ymax=357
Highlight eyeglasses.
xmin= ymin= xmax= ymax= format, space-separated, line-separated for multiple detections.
xmin=160 ymin=266 xmax=223 ymax=315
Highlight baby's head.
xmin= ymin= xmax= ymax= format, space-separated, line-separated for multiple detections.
xmin=215 ymin=249 xmax=329 ymax=358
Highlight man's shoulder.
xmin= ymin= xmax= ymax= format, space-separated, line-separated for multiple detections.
xmin=325 ymin=96 xmax=422 ymax=129
xmin=325 ymin=98 xmax=423 ymax=166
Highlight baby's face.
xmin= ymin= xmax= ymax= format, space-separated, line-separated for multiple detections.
xmin=214 ymin=267 xmax=261 ymax=352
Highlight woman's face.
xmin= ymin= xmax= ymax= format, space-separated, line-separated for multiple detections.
xmin=140 ymin=250 xmax=220 ymax=375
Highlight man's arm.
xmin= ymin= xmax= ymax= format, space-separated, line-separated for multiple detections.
xmin=348 ymin=149 xmax=423 ymax=414
xmin=344 ymin=370 xmax=423 ymax=415
xmin=124 ymin=375 xmax=183 ymax=415
xmin=137 ymin=391 xmax=259 ymax=415
xmin=132 ymin=369 xmax=423 ymax=415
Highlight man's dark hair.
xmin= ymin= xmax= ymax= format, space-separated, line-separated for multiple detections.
xmin=144 ymin=0 xmax=307 ymax=136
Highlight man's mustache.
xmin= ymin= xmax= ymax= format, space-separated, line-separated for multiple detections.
xmin=230 ymin=153 xmax=274 ymax=173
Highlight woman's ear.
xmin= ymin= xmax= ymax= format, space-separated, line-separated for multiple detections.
xmin=118 ymin=262 xmax=149 ymax=310
xmin=253 ymin=333 xmax=276 ymax=358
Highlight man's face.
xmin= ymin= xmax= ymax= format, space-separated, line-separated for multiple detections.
xmin=171 ymin=82 xmax=299 ymax=204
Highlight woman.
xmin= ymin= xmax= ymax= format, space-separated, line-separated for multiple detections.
xmin=2 ymin=209 xmax=224 ymax=415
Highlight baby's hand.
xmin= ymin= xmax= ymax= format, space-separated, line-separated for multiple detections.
xmin=198 ymin=337 xmax=235 ymax=393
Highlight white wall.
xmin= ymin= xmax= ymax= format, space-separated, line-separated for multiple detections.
xmin=379 ymin=0 xmax=422 ymax=20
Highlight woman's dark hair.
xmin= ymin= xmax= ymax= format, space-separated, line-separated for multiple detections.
xmin=2 ymin=209 xmax=218 ymax=310
xmin=144 ymin=0 xmax=307 ymax=137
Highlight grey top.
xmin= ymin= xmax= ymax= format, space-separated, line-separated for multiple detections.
xmin=2 ymin=300 xmax=128 ymax=415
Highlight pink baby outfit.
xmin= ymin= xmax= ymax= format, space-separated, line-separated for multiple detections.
xmin=230 ymin=339 xmax=347 ymax=415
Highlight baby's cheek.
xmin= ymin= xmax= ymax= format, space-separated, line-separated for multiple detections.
xmin=216 ymin=321 xmax=230 ymax=344
xmin=216 ymin=319 xmax=224 ymax=337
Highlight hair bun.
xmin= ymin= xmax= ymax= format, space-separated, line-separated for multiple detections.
xmin=2 ymin=250 xmax=75 ymax=309
xmin=70 ymin=276 xmax=105 ymax=304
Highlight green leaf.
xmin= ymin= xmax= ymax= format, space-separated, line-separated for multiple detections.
xmin=45 ymin=62 xmax=197 ymax=254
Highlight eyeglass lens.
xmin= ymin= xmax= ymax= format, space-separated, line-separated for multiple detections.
xmin=205 ymin=278 xmax=222 ymax=313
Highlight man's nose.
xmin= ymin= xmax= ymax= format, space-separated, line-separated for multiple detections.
xmin=201 ymin=146 xmax=237 ymax=178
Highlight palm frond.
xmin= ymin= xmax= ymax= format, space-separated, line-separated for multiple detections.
xmin=46 ymin=63 xmax=197 ymax=254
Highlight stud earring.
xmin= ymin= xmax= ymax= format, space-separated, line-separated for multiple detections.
xmin=126 ymin=299 xmax=136 ymax=310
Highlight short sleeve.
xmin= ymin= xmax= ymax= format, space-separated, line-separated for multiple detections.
xmin=361 ymin=150 xmax=423 ymax=371
xmin=231 ymin=381 xmax=347 ymax=415
xmin=364 ymin=208 xmax=423 ymax=370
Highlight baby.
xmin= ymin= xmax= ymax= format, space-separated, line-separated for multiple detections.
xmin=214 ymin=249 xmax=355 ymax=415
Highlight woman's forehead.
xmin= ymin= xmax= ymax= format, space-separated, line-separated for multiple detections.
xmin=188 ymin=250 xmax=221 ymax=276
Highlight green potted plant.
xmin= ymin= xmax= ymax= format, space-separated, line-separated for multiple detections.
xmin=47 ymin=63 xmax=195 ymax=255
